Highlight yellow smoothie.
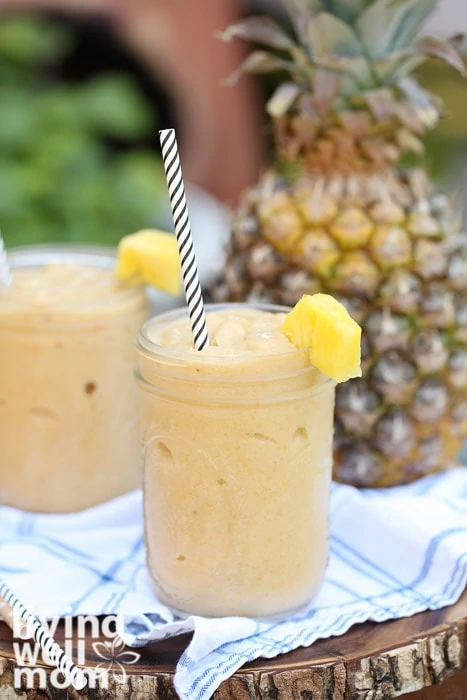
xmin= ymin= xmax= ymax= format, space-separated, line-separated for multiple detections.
xmin=0 ymin=246 xmax=148 ymax=513
xmin=136 ymin=304 xmax=335 ymax=619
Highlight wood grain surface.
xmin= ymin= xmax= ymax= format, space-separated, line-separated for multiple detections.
xmin=0 ymin=589 xmax=465 ymax=698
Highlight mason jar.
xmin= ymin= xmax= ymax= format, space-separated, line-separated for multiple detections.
xmin=0 ymin=244 xmax=148 ymax=513
xmin=136 ymin=303 xmax=336 ymax=619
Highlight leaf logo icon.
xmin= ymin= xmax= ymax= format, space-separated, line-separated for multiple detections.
xmin=92 ymin=636 xmax=140 ymax=683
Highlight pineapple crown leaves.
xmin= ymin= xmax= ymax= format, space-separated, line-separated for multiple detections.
xmin=219 ymin=0 xmax=465 ymax=129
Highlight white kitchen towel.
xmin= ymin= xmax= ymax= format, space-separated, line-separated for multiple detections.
xmin=1 ymin=467 xmax=466 ymax=700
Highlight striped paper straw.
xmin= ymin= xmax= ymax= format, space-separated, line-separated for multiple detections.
xmin=0 ymin=580 xmax=87 ymax=690
xmin=0 ymin=232 xmax=12 ymax=288
xmin=159 ymin=129 xmax=209 ymax=351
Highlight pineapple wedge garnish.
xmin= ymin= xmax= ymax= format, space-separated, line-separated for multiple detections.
xmin=281 ymin=294 xmax=361 ymax=383
xmin=116 ymin=229 xmax=181 ymax=295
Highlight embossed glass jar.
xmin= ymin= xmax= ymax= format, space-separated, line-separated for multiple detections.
xmin=136 ymin=303 xmax=335 ymax=619
xmin=0 ymin=244 xmax=148 ymax=513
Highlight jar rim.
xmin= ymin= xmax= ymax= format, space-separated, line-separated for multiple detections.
xmin=139 ymin=302 xmax=300 ymax=359
xmin=2 ymin=243 xmax=145 ymax=318
xmin=139 ymin=302 xmax=331 ymax=378
xmin=8 ymin=243 xmax=120 ymax=270
xmin=136 ymin=303 xmax=334 ymax=396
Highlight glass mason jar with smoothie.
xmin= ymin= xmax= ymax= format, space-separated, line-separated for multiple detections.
xmin=136 ymin=294 xmax=361 ymax=619
xmin=0 ymin=232 xmax=180 ymax=513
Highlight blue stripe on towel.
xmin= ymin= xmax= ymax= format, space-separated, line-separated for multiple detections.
xmin=1 ymin=470 xmax=466 ymax=700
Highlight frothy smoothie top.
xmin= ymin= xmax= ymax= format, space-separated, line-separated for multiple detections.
xmin=0 ymin=262 xmax=146 ymax=327
xmin=0 ymin=264 xmax=143 ymax=315
xmin=148 ymin=308 xmax=296 ymax=357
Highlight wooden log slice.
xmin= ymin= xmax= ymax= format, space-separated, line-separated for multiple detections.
xmin=0 ymin=589 xmax=465 ymax=699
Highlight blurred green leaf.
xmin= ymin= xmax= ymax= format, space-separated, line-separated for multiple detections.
xmin=37 ymin=87 xmax=84 ymax=131
xmin=0 ymin=88 xmax=37 ymax=149
xmin=416 ymin=59 xmax=467 ymax=140
xmin=112 ymin=152 xmax=166 ymax=218
xmin=77 ymin=74 xmax=154 ymax=139
xmin=0 ymin=16 xmax=73 ymax=66
xmin=32 ymin=130 xmax=106 ymax=176
xmin=0 ymin=164 xmax=29 ymax=217
xmin=0 ymin=14 xmax=165 ymax=249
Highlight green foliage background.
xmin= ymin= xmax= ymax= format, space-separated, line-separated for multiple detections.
xmin=0 ymin=15 xmax=166 ymax=249
xmin=417 ymin=60 xmax=467 ymax=185
xmin=0 ymin=13 xmax=465 ymax=252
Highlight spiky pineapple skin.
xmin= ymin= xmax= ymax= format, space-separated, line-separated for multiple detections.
xmin=211 ymin=168 xmax=467 ymax=487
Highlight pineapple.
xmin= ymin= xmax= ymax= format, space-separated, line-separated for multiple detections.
xmin=211 ymin=0 xmax=467 ymax=487
xmin=281 ymin=293 xmax=362 ymax=382
xmin=116 ymin=229 xmax=181 ymax=295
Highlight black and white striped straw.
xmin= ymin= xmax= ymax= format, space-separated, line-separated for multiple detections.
xmin=0 ymin=232 xmax=12 ymax=288
xmin=159 ymin=129 xmax=209 ymax=351
xmin=0 ymin=580 xmax=87 ymax=690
